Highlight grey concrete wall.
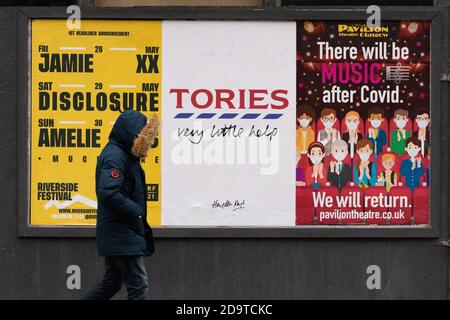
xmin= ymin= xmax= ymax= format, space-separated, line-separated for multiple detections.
xmin=0 ymin=6 xmax=449 ymax=299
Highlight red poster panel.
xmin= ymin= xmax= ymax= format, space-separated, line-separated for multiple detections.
xmin=296 ymin=21 xmax=431 ymax=226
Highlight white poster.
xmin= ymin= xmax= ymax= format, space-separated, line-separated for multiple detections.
xmin=162 ymin=21 xmax=296 ymax=226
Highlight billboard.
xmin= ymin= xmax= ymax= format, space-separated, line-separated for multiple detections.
xmin=296 ymin=21 xmax=431 ymax=225
xmin=161 ymin=21 xmax=296 ymax=226
xmin=29 ymin=19 xmax=430 ymax=228
xmin=31 ymin=20 xmax=162 ymax=226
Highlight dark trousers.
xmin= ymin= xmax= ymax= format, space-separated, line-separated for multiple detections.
xmin=82 ymin=256 xmax=149 ymax=300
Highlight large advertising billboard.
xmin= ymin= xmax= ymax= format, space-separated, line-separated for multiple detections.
xmin=31 ymin=20 xmax=162 ymax=226
xmin=161 ymin=21 xmax=296 ymax=226
xmin=29 ymin=19 xmax=430 ymax=228
xmin=296 ymin=21 xmax=431 ymax=225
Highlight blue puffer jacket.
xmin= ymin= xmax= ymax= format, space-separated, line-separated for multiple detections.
xmin=95 ymin=110 xmax=155 ymax=257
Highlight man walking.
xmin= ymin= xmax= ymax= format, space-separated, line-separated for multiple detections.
xmin=82 ymin=110 xmax=160 ymax=300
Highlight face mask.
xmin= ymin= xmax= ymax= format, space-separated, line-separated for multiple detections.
xmin=359 ymin=153 xmax=370 ymax=161
xmin=370 ymin=119 xmax=382 ymax=128
xmin=395 ymin=119 xmax=407 ymax=129
xmin=323 ymin=121 xmax=334 ymax=129
xmin=407 ymin=148 xmax=420 ymax=158
xmin=333 ymin=152 xmax=346 ymax=162
xmin=310 ymin=155 xmax=322 ymax=165
xmin=417 ymin=119 xmax=429 ymax=129
xmin=299 ymin=119 xmax=311 ymax=128
xmin=347 ymin=122 xmax=358 ymax=131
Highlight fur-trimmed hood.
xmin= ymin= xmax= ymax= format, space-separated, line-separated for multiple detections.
xmin=131 ymin=114 xmax=160 ymax=158
xmin=109 ymin=110 xmax=159 ymax=159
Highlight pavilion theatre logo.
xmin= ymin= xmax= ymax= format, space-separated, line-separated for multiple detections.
xmin=337 ymin=23 xmax=389 ymax=38
xmin=168 ymin=88 xmax=289 ymax=175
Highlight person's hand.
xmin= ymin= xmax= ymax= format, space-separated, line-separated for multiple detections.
xmin=332 ymin=129 xmax=337 ymax=140
xmin=362 ymin=161 xmax=369 ymax=169
xmin=312 ymin=165 xmax=318 ymax=177
xmin=417 ymin=157 xmax=422 ymax=168
xmin=330 ymin=161 xmax=336 ymax=173
xmin=359 ymin=166 xmax=365 ymax=179
xmin=368 ymin=128 xmax=373 ymax=138
xmin=318 ymin=163 xmax=324 ymax=179
xmin=360 ymin=160 xmax=369 ymax=171
xmin=418 ymin=128 xmax=426 ymax=141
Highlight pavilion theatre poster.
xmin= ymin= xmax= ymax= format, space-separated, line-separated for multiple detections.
xmin=29 ymin=19 xmax=430 ymax=228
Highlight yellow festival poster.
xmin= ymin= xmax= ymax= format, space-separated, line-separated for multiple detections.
xmin=30 ymin=20 xmax=162 ymax=226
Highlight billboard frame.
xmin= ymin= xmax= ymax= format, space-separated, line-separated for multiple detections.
xmin=17 ymin=6 xmax=447 ymax=238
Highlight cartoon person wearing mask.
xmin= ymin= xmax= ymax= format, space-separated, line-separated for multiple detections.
xmin=400 ymin=137 xmax=425 ymax=192
xmin=296 ymin=104 xmax=316 ymax=155
xmin=414 ymin=108 xmax=430 ymax=157
xmin=377 ymin=152 xmax=398 ymax=192
xmin=318 ymin=108 xmax=340 ymax=156
xmin=354 ymin=139 xmax=377 ymax=188
xmin=305 ymin=141 xmax=327 ymax=189
xmin=327 ymin=139 xmax=351 ymax=191
xmin=367 ymin=107 xmax=387 ymax=158
xmin=390 ymin=109 xmax=410 ymax=156
xmin=342 ymin=111 xmax=362 ymax=159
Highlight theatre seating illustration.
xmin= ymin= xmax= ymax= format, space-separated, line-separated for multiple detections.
xmin=388 ymin=117 xmax=413 ymax=140
xmin=412 ymin=123 xmax=430 ymax=155
xmin=296 ymin=154 xmax=310 ymax=171
xmin=389 ymin=185 xmax=412 ymax=224
xmin=342 ymin=153 xmax=352 ymax=166
xmin=327 ymin=154 xmax=353 ymax=183
xmin=323 ymin=153 xmax=350 ymax=170
xmin=412 ymin=184 xmax=430 ymax=225
xmin=342 ymin=121 xmax=363 ymax=163
xmin=296 ymin=167 xmax=305 ymax=186
xmin=365 ymin=118 xmax=389 ymax=153
xmin=352 ymin=151 xmax=375 ymax=165
xmin=399 ymin=152 xmax=409 ymax=162
xmin=365 ymin=118 xmax=389 ymax=135
xmin=296 ymin=186 xmax=315 ymax=225
xmin=399 ymin=153 xmax=426 ymax=186
xmin=421 ymin=156 xmax=430 ymax=186
xmin=351 ymin=153 xmax=377 ymax=177
xmin=375 ymin=149 xmax=401 ymax=179
xmin=413 ymin=121 xmax=430 ymax=133
xmin=296 ymin=121 xmax=317 ymax=140
xmin=340 ymin=182 xmax=364 ymax=224
xmin=315 ymin=184 xmax=340 ymax=225
xmin=316 ymin=117 xmax=341 ymax=136
xmin=320 ymin=160 xmax=331 ymax=177
xmin=364 ymin=186 xmax=388 ymax=225
xmin=340 ymin=118 xmax=365 ymax=137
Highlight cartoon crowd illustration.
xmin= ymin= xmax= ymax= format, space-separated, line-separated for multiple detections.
xmin=296 ymin=105 xmax=431 ymax=225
